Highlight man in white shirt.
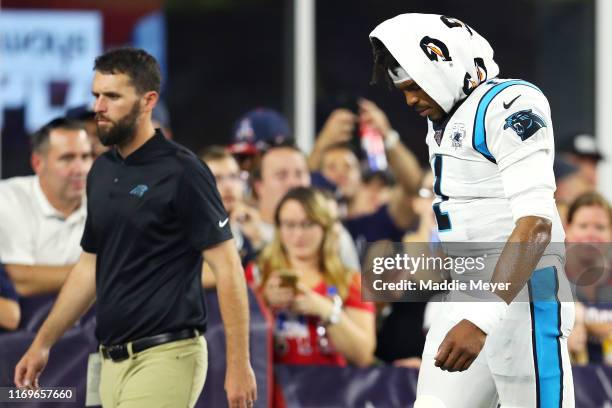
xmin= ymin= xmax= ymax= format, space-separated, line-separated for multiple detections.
xmin=0 ymin=118 xmax=93 ymax=296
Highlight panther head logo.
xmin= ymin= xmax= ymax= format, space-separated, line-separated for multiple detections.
xmin=420 ymin=36 xmax=452 ymax=62
xmin=474 ymin=58 xmax=487 ymax=82
xmin=440 ymin=16 xmax=473 ymax=36
xmin=503 ymin=109 xmax=547 ymax=141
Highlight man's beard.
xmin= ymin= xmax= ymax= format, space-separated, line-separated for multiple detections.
xmin=97 ymin=102 xmax=141 ymax=147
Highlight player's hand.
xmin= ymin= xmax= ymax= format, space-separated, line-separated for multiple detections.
xmin=225 ymin=361 xmax=257 ymax=408
xmin=358 ymin=98 xmax=392 ymax=137
xmin=435 ymin=319 xmax=486 ymax=372
xmin=14 ymin=344 xmax=50 ymax=390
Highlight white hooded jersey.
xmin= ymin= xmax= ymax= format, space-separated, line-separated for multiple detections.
xmin=370 ymin=14 xmax=565 ymax=245
xmin=424 ymin=78 xmax=565 ymax=244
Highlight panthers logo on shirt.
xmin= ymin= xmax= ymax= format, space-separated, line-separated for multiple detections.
xmin=420 ymin=36 xmax=452 ymax=61
xmin=503 ymin=109 xmax=547 ymax=141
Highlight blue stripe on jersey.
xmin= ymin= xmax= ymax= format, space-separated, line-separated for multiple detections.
xmin=472 ymin=80 xmax=542 ymax=163
xmin=528 ymin=266 xmax=563 ymax=408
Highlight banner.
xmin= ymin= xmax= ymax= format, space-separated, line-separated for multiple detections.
xmin=0 ymin=10 xmax=102 ymax=131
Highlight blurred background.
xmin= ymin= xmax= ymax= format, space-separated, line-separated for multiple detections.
xmin=0 ymin=0 xmax=605 ymax=194
xmin=1 ymin=1 xmax=611 ymax=407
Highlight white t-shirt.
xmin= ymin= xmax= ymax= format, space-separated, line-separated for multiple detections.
xmin=0 ymin=175 xmax=86 ymax=265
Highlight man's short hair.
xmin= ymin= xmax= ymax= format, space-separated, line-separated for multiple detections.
xmin=31 ymin=117 xmax=86 ymax=154
xmin=94 ymin=47 xmax=161 ymax=95
xmin=200 ymin=145 xmax=234 ymax=163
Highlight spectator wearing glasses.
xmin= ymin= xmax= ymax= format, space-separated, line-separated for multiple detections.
xmin=257 ymin=186 xmax=375 ymax=367
xmin=252 ymin=143 xmax=361 ymax=272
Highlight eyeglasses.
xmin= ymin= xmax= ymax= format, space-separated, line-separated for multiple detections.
xmin=279 ymin=219 xmax=319 ymax=231
xmin=214 ymin=172 xmax=248 ymax=184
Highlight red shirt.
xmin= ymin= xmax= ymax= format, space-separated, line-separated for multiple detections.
xmin=270 ymin=273 xmax=374 ymax=366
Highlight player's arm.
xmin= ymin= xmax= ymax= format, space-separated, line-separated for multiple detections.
xmin=5 ymin=264 xmax=74 ymax=296
xmin=490 ymin=216 xmax=551 ymax=303
xmin=435 ymin=85 xmax=556 ymax=372
xmin=14 ymin=251 xmax=96 ymax=389
xmin=203 ymin=240 xmax=257 ymax=408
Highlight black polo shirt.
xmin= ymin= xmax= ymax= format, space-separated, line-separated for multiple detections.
xmin=81 ymin=130 xmax=232 ymax=346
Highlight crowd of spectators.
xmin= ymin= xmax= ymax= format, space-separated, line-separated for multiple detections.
xmin=0 ymin=94 xmax=610 ymax=403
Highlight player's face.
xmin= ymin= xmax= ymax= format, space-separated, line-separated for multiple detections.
xmin=567 ymin=205 xmax=612 ymax=243
xmin=33 ymin=129 xmax=93 ymax=204
xmin=92 ymin=72 xmax=143 ymax=147
xmin=278 ymin=199 xmax=324 ymax=261
xmin=206 ymin=157 xmax=244 ymax=214
xmin=321 ymin=147 xmax=361 ymax=199
xmin=396 ymin=80 xmax=445 ymax=121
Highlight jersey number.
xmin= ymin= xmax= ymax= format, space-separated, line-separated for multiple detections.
xmin=433 ymin=155 xmax=452 ymax=232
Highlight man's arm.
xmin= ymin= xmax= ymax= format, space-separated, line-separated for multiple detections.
xmin=5 ymin=264 xmax=73 ymax=296
xmin=0 ymin=298 xmax=20 ymax=330
xmin=308 ymin=109 xmax=356 ymax=170
xmin=14 ymin=251 xmax=96 ymax=389
xmin=204 ymin=239 xmax=257 ymax=408
xmin=359 ymin=99 xmax=422 ymax=228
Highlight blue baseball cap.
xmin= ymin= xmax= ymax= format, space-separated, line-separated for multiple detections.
xmin=228 ymin=108 xmax=292 ymax=155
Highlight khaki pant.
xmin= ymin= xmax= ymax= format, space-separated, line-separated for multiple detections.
xmin=99 ymin=335 xmax=208 ymax=408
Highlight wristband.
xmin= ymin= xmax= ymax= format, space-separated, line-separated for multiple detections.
xmin=384 ymin=130 xmax=400 ymax=150
xmin=323 ymin=295 xmax=343 ymax=326
xmin=460 ymin=291 xmax=509 ymax=334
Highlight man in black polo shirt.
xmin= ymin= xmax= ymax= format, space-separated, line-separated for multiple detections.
xmin=14 ymin=48 xmax=257 ymax=408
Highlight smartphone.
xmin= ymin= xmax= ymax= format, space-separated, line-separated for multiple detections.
xmin=277 ymin=270 xmax=298 ymax=290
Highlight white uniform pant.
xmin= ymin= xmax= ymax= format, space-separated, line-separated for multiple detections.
xmin=415 ymin=259 xmax=576 ymax=408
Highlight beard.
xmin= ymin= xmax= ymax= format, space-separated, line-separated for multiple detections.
xmin=97 ymin=102 xmax=141 ymax=147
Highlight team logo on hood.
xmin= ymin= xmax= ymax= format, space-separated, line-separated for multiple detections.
xmin=474 ymin=58 xmax=488 ymax=82
xmin=462 ymin=58 xmax=489 ymax=95
xmin=503 ymin=109 xmax=547 ymax=141
xmin=420 ymin=36 xmax=452 ymax=62
xmin=440 ymin=16 xmax=473 ymax=36
xmin=463 ymin=73 xmax=477 ymax=95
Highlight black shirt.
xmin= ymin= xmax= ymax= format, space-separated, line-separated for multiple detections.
xmin=81 ymin=130 xmax=232 ymax=345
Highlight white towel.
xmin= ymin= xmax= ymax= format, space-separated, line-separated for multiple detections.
xmin=370 ymin=13 xmax=499 ymax=113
